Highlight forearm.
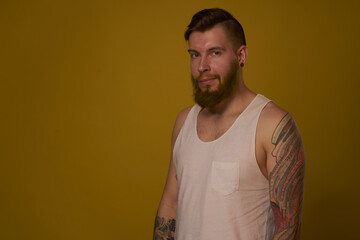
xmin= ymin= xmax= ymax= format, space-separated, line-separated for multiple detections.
xmin=153 ymin=202 xmax=177 ymax=240
xmin=271 ymin=202 xmax=302 ymax=240
xmin=272 ymin=224 xmax=301 ymax=240
xmin=153 ymin=215 xmax=176 ymax=240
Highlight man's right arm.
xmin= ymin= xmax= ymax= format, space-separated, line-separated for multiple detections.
xmin=153 ymin=107 xmax=192 ymax=240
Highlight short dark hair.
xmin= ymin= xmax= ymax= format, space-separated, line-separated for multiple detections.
xmin=184 ymin=8 xmax=246 ymax=50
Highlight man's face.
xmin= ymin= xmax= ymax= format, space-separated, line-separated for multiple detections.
xmin=188 ymin=25 xmax=239 ymax=108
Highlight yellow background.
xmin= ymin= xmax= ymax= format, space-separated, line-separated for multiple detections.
xmin=1 ymin=0 xmax=359 ymax=239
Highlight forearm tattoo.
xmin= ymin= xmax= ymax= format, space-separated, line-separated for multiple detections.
xmin=153 ymin=216 xmax=176 ymax=240
xmin=269 ymin=114 xmax=305 ymax=240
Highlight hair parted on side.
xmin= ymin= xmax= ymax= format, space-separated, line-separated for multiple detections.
xmin=184 ymin=8 xmax=246 ymax=50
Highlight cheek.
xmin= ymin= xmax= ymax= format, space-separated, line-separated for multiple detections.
xmin=190 ymin=62 xmax=199 ymax=77
xmin=218 ymin=59 xmax=236 ymax=74
xmin=214 ymin=65 xmax=229 ymax=78
xmin=211 ymin=58 xmax=229 ymax=73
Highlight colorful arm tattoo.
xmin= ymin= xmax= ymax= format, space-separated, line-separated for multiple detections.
xmin=269 ymin=113 xmax=305 ymax=240
xmin=153 ymin=216 xmax=176 ymax=240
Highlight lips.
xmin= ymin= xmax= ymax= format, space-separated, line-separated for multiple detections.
xmin=199 ymin=77 xmax=217 ymax=85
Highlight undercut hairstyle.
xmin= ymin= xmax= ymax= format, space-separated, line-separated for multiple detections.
xmin=184 ymin=8 xmax=246 ymax=50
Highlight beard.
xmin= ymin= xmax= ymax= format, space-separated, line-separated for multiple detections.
xmin=191 ymin=60 xmax=239 ymax=108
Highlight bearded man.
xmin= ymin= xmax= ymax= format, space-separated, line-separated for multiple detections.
xmin=154 ymin=8 xmax=305 ymax=240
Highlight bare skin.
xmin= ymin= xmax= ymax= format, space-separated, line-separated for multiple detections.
xmin=154 ymin=24 xmax=305 ymax=239
xmin=153 ymin=106 xmax=190 ymax=240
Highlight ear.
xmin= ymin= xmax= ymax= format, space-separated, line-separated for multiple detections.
xmin=236 ymin=45 xmax=248 ymax=68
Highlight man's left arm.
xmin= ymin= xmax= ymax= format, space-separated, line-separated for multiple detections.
xmin=267 ymin=113 xmax=306 ymax=240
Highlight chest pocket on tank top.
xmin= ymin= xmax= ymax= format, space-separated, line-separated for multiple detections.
xmin=211 ymin=161 xmax=239 ymax=195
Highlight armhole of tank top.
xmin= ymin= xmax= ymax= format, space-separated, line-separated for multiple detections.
xmin=172 ymin=105 xmax=197 ymax=167
xmin=252 ymin=98 xmax=272 ymax=182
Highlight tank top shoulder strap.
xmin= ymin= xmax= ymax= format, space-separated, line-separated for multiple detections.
xmin=178 ymin=104 xmax=200 ymax=136
xmin=173 ymin=105 xmax=200 ymax=158
xmin=250 ymin=94 xmax=271 ymax=111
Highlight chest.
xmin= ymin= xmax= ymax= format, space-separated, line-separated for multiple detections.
xmin=175 ymin=109 xmax=269 ymax=191
xmin=196 ymin=114 xmax=238 ymax=142
xmin=195 ymin=110 xmax=268 ymax=179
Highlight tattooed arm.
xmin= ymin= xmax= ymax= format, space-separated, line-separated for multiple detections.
xmin=153 ymin=157 xmax=178 ymax=240
xmin=154 ymin=107 xmax=192 ymax=240
xmin=265 ymin=113 xmax=305 ymax=240
xmin=154 ymin=216 xmax=176 ymax=240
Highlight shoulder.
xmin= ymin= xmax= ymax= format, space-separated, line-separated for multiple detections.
xmin=174 ymin=106 xmax=193 ymax=133
xmin=257 ymin=100 xmax=303 ymax=154
xmin=258 ymin=101 xmax=288 ymax=138
xmin=171 ymin=106 xmax=194 ymax=146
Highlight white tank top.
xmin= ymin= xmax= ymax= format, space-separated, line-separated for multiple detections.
xmin=173 ymin=94 xmax=275 ymax=240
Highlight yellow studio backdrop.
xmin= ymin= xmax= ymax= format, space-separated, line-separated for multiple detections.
xmin=0 ymin=0 xmax=359 ymax=239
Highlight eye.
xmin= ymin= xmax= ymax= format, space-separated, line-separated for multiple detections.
xmin=190 ymin=52 xmax=199 ymax=58
xmin=212 ymin=51 xmax=220 ymax=56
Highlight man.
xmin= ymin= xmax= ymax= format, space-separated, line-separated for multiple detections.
xmin=154 ymin=8 xmax=305 ymax=240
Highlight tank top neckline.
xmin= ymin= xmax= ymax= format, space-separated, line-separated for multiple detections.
xmin=194 ymin=94 xmax=261 ymax=144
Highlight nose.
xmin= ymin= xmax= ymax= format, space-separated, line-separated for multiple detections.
xmin=198 ymin=57 xmax=210 ymax=73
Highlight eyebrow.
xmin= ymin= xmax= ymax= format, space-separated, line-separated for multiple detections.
xmin=187 ymin=47 xmax=226 ymax=53
xmin=208 ymin=47 xmax=226 ymax=52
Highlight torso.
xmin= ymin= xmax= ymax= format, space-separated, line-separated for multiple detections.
xmin=196 ymin=93 xmax=268 ymax=179
xmin=196 ymin=95 xmax=286 ymax=180
xmin=173 ymin=94 xmax=278 ymax=240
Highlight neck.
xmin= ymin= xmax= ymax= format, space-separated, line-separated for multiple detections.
xmin=205 ymin=78 xmax=255 ymax=115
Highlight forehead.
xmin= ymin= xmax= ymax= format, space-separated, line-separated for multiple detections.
xmin=188 ymin=25 xmax=233 ymax=51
